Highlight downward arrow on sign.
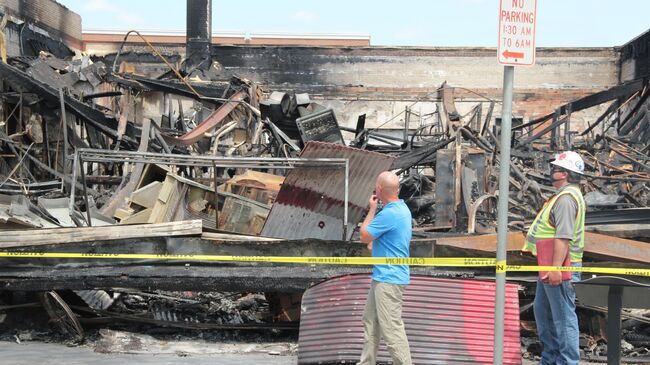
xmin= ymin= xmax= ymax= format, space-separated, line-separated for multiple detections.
xmin=502 ymin=50 xmax=524 ymax=59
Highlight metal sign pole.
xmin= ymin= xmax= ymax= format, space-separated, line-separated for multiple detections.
xmin=493 ymin=65 xmax=514 ymax=365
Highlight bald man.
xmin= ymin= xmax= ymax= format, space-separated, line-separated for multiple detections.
xmin=357 ymin=171 xmax=412 ymax=365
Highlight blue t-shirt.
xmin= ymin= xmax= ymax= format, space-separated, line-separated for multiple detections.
xmin=366 ymin=199 xmax=412 ymax=285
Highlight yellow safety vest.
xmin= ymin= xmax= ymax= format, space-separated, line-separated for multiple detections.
xmin=523 ymin=185 xmax=586 ymax=262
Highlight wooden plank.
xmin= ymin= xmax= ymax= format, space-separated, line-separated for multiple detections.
xmin=583 ymin=232 xmax=650 ymax=264
xmin=425 ymin=232 xmax=526 ymax=252
xmin=0 ymin=220 xmax=202 ymax=248
xmin=129 ymin=181 xmax=162 ymax=209
xmin=587 ymin=223 xmax=650 ymax=239
xmin=428 ymin=231 xmax=649 ymax=264
xmin=201 ymin=232 xmax=281 ymax=242
xmin=119 ymin=208 xmax=152 ymax=225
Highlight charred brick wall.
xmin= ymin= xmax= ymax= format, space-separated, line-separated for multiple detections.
xmin=0 ymin=0 xmax=82 ymax=51
xmin=210 ymin=45 xmax=618 ymax=130
xmin=619 ymin=29 xmax=650 ymax=82
xmin=100 ymin=44 xmax=619 ymax=131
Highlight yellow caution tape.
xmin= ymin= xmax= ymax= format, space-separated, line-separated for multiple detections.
xmin=0 ymin=252 xmax=494 ymax=267
xmin=506 ymin=265 xmax=650 ymax=277
xmin=495 ymin=260 xmax=507 ymax=273
xmin=0 ymin=252 xmax=648 ymax=277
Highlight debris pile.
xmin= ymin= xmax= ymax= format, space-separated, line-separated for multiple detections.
xmin=1 ymin=50 xmax=650 ymax=239
xmin=389 ymin=80 xmax=650 ymax=239
xmin=0 ymin=36 xmax=649 ymax=364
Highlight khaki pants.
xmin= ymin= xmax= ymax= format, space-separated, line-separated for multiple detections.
xmin=358 ymin=280 xmax=412 ymax=365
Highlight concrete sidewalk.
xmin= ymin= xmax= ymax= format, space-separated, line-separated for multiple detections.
xmin=0 ymin=341 xmax=297 ymax=365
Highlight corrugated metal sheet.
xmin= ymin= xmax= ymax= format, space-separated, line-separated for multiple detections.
xmin=299 ymin=274 xmax=521 ymax=365
xmin=261 ymin=141 xmax=394 ymax=240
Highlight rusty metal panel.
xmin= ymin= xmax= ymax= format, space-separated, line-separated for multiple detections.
xmin=298 ymin=274 xmax=521 ymax=365
xmin=261 ymin=142 xmax=394 ymax=240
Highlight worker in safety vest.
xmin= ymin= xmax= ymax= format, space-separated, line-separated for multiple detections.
xmin=523 ymin=151 xmax=586 ymax=365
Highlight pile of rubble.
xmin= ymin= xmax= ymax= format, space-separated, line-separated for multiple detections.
xmin=1 ymin=42 xmax=649 ymax=363
xmin=1 ymin=50 xmax=650 ymax=238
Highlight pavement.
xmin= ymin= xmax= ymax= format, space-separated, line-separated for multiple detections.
xmin=0 ymin=339 xmax=564 ymax=365
xmin=0 ymin=341 xmax=298 ymax=365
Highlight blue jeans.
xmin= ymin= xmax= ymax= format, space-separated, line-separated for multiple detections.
xmin=533 ymin=262 xmax=581 ymax=365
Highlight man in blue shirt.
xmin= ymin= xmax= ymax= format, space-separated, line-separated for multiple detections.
xmin=358 ymin=171 xmax=412 ymax=365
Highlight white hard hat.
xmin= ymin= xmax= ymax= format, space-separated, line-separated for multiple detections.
xmin=551 ymin=151 xmax=584 ymax=174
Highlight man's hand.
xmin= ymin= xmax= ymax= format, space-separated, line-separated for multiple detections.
xmin=368 ymin=194 xmax=378 ymax=211
xmin=367 ymin=241 xmax=372 ymax=251
xmin=545 ymin=270 xmax=562 ymax=286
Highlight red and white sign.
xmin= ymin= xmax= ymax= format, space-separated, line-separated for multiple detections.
xmin=498 ymin=0 xmax=537 ymax=66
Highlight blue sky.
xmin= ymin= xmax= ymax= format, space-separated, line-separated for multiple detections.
xmin=58 ymin=0 xmax=649 ymax=47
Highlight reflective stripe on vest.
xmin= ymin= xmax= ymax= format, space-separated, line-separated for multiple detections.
xmin=523 ymin=185 xmax=586 ymax=262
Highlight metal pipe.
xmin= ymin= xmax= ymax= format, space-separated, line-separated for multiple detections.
xmin=339 ymin=126 xmax=407 ymax=143
xmin=213 ymin=162 xmax=219 ymax=230
xmin=494 ymin=65 xmax=514 ymax=365
xmin=343 ymin=159 xmax=349 ymax=240
xmin=79 ymin=156 xmax=92 ymax=226
xmin=68 ymin=150 xmax=79 ymax=217
xmin=58 ymin=89 xmax=68 ymax=184
xmin=209 ymin=121 xmax=238 ymax=155
xmin=75 ymin=149 xmax=347 ymax=168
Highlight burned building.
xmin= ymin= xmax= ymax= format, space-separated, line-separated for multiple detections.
xmin=0 ymin=0 xmax=649 ymax=364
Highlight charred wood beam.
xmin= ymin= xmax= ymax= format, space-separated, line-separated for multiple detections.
xmin=619 ymin=102 xmax=649 ymax=136
xmin=0 ymin=238 xmax=475 ymax=292
xmin=583 ymin=172 xmax=650 ymax=182
xmin=83 ymin=176 xmax=124 ymax=185
xmin=459 ymin=127 xmax=493 ymax=152
xmin=0 ymin=264 xmax=477 ymax=292
xmin=514 ymin=78 xmax=647 ymax=132
xmin=618 ymin=87 xmax=650 ymax=133
xmin=58 ymin=88 xmax=69 ymax=177
xmin=580 ymin=100 xmax=619 ymax=136
xmin=518 ymin=113 xmax=569 ymax=146
xmin=569 ymin=78 xmax=645 ymax=114
xmin=392 ymin=136 xmax=456 ymax=172
xmin=120 ymin=74 xmax=231 ymax=102
xmin=480 ymin=101 xmax=495 ymax=136
xmin=606 ymin=136 xmax=650 ymax=160
xmin=82 ymin=91 xmax=123 ymax=102
xmin=515 ymin=110 xmax=554 ymax=132
xmin=105 ymin=74 xmax=150 ymax=91
xmin=610 ymin=147 xmax=650 ymax=171
xmin=0 ymin=265 xmax=374 ymax=292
